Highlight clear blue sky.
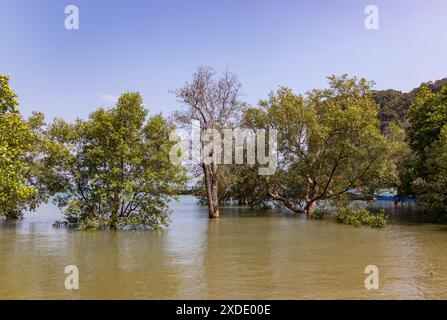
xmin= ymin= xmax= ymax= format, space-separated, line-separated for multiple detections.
xmin=1 ymin=0 xmax=446 ymax=121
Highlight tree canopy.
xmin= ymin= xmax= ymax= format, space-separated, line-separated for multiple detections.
xmin=406 ymin=84 xmax=447 ymax=219
xmin=0 ymin=75 xmax=37 ymax=218
xmin=227 ymin=75 xmax=404 ymax=216
xmin=41 ymin=92 xmax=187 ymax=230
xmin=2 ymin=70 xmax=447 ymax=226
xmin=373 ymin=78 xmax=447 ymax=131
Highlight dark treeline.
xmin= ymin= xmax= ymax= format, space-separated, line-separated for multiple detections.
xmin=1 ymin=69 xmax=447 ymax=229
xmin=374 ymin=78 xmax=447 ymax=130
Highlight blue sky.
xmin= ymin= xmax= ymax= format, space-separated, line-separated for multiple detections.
xmin=1 ymin=0 xmax=446 ymax=121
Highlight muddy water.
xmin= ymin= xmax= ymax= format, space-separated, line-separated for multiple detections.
xmin=1 ymin=196 xmax=447 ymax=299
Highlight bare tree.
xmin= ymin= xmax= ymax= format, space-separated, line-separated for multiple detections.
xmin=173 ymin=66 xmax=243 ymax=218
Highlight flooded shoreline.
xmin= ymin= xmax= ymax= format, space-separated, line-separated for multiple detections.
xmin=1 ymin=196 xmax=447 ymax=299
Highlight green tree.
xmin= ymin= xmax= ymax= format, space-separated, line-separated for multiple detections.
xmin=239 ymin=75 xmax=402 ymax=216
xmin=407 ymin=85 xmax=447 ymax=158
xmin=406 ymin=84 xmax=447 ymax=217
xmin=43 ymin=92 xmax=187 ymax=230
xmin=0 ymin=75 xmax=37 ymax=218
xmin=373 ymin=78 xmax=447 ymax=131
xmin=194 ymin=164 xmax=269 ymax=207
xmin=378 ymin=122 xmax=413 ymax=202
xmin=412 ymin=124 xmax=447 ymax=218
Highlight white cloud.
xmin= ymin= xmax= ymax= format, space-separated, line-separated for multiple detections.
xmin=98 ymin=94 xmax=119 ymax=103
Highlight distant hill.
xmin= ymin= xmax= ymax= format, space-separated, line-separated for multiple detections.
xmin=373 ymin=78 xmax=447 ymax=130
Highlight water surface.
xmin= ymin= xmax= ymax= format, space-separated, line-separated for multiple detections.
xmin=1 ymin=196 xmax=447 ymax=299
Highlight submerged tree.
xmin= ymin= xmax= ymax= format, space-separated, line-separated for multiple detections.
xmin=406 ymin=84 xmax=447 ymax=219
xmin=173 ymin=66 xmax=244 ymax=218
xmin=239 ymin=75 xmax=402 ymax=216
xmin=412 ymin=124 xmax=447 ymax=217
xmin=0 ymin=75 xmax=37 ymax=218
xmin=43 ymin=92 xmax=187 ymax=230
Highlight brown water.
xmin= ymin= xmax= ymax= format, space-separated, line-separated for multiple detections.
xmin=1 ymin=196 xmax=447 ymax=299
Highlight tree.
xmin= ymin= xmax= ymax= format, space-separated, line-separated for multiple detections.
xmin=372 ymin=78 xmax=447 ymax=131
xmin=173 ymin=66 xmax=244 ymax=218
xmin=194 ymin=164 xmax=269 ymax=207
xmin=377 ymin=122 xmax=412 ymax=203
xmin=43 ymin=92 xmax=187 ymax=230
xmin=0 ymin=75 xmax=38 ymax=218
xmin=412 ymin=124 xmax=447 ymax=219
xmin=406 ymin=84 xmax=447 ymax=218
xmin=407 ymin=85 xmax=447 ymax=158
xmin=240 ymin=75 xmax=399 ymax=217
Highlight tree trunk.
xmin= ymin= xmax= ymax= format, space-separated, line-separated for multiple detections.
xmin=110 ymin=191 xmax=120 ymax=229
xmin=305 ymin=201 xmax=317 ymax=218
xmin=268 ymin=192 xmax=304 ymax=214
xmin=204 ymin=164 xmax=220 ymax=218
xmin=210 ymin=179 xmax=219 ymax=218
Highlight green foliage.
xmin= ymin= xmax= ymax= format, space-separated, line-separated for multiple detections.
xmin=369 ymin=122 xmax=412 ymax=197
xmin=24 ymin=111 xmax=54 ymax=208
xmin=405 ymin=83 xmax=447 ymax=218
xmin=313 ymin=209 xmax=330 ymax=220
xmin=0 ymin=75 xmax=37 ymax=218
xmin=235 ymin=75 xmax=400 ymax=216
xmin=0 ymin=75 xmax=19 ymax=114
xmin=368 ymin=79 xmax=447 ymax=201
xmin=411 ymin=124 xmax=447 ymax=220
xmin=407 ymin=85 xmax=447 ymax=157
xmin=195 ymin=164 xmax=271 ymax=208
xmin=373 ymin=88 xmax=410 ymax=130
xmin=335 ymin=207 xmax=387 ymax=228
xmin=41 ymin=92 xmax=187 ymax=230
xmin=5 ymin=69 xmax=447 ymax=226
xmin=373 ymin=78 xmax=447 ymax=131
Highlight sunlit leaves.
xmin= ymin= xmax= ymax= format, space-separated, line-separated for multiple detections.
xmin=43 ymin=92 xmax=187 ymax=230
xmin=0 ymin=75 xmax=37 ymax=218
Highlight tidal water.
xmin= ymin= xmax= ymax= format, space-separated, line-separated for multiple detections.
xmin=1 ymin=196 xmax=447 ymax=299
